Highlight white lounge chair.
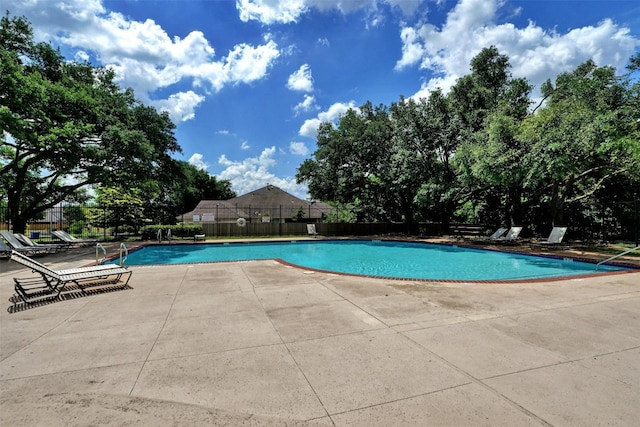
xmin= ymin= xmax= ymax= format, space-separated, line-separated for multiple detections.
xmin=0 ymin=240 xmax=20 ymax=257
xmin=503 ymin=226 xmax=523 ymax=243
xmin=1 ymin=231 xmax=53 ymax=255
xmin=10 ymin=250 xmax=131 ymax=305
xmin=307 ymin=223 xmax=319 ymax=237
xmin=52 ymin=230 xmax=98 ymax=247
xmin=488 ymin=227 xmax=508 ymax=240
xmin=531 ymin=227 xmax=568 ymax=247
xmin=15 ymin=233 xmax=69 ymax=253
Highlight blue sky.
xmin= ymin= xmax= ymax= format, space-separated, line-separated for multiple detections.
xmin=5 ymin=0 xmax=640 ymax=198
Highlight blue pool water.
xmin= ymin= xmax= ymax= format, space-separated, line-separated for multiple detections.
xmin=116 ymin=240 xmax=631 ymax=281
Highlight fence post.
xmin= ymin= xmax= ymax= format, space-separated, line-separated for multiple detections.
xmin=635 ymin=193 xmax=638 ymax=246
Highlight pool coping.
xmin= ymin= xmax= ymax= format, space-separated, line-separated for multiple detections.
xmin=106 ymin=238 xmax=640 ymax=284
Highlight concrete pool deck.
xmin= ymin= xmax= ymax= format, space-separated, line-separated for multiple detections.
xmin=1 ymin=243 xmax=639 ymax=426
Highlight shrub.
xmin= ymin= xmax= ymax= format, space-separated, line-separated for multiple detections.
xmin=140 ymin=224 xmax=203 ymax=240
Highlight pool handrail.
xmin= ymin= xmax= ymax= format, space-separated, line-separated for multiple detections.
xmin=596 ymin=245 xmax=640 ymax=270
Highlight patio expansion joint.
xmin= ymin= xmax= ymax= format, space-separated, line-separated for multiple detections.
xmin=0 ymin=299 xmax=93 ymax=364
xmin=324 ymin=382 xmax=474 ymax=418
xmin=400 ymin=330 xmax=555 ymax=427
xmin=480 ymin=344 xmax=640 ymax=383
xmin=127 ymin=266 xmax=190 ymax=397
xmin=0 ymin=361 xmax=142 ymax=383
xmin=240 ymin=264 xmax=335 ymax=424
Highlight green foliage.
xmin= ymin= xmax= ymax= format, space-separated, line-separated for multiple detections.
xmin=323 ymin=202 xmax=359 ymax=223
xmin=0 ymin=13 xmax=180 ymax=234
xmin=140 ymin=224 xmax=203 ymax=240
xmin=69 ymin=220 xmax=86 ymax=235
xmin=86 ymin=187 xmax=147 ymax=232
xmin=292 ymin=206 xmax=305 ymax=222
xmin=297 ymin=45 xmax=639 ymax=237
xmin=145 ymin=160 xmax=236 ymax=225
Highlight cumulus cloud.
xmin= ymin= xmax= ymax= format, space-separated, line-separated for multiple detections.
xmin=289 ymin=141 xmax=309 ymax=155
xmin=153 ymin=91 xmax=205 ymax=122
xmin=7 ymin=0 xmax=280 ymax=121
xmin=299 ymin=101 xmax=357 ymax=138
xmin=396 ymin=0 xmax=639 ymax=98
xmin=218 ymin=147 xmax=304 ymax=197
xmin=236 ymin=0 xmax=309 ymax=24
xmin=287 ymin=64 xmax=314 ymax=92
xmin=236 ymin=0 xmax=426 ymax=25
xmin=294 ymin=94 xmax=319 ymax=115
xmin=188 ymin=153 xmax=209 ymax=170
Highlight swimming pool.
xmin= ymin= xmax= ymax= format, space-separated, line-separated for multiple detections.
xmin=116 ymin=240 xmax=632 ymax=282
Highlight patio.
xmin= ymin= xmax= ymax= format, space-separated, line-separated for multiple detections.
xmin=1 ymin=244 xmax=639 ymax=426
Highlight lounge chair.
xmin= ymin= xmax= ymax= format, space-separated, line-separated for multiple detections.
xmin=9 ymin=250 xmax=132 ymax=305
xmin=1 ymin=231 xmax=54 ymax=255
xmin=14 ymin=233 xmax=69 ymax=253
xmin=1 ymin=240 xmax=16 ymax=258
xmin=531 ymin=227 xmax=568 ymax=247
xmin=52 ymin=230 xmax=98 ymax=247
xmin=307 ymin=223 xmax=319 ymax=237
xmin=488 ymin=227 xmax=508 ymax=240
xmin=502 ymin=226 xmax=523 ymax=243
xmin=473 ymin=227 xmax=508 ymax=242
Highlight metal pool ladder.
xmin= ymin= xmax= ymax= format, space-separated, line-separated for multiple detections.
xmin=95 ymin=242 xmax=107 ymax=264
xmin=596 ymin=245 xmax=640 ymax=270
xmin=119 ymin=242 xmax=129 ymax=267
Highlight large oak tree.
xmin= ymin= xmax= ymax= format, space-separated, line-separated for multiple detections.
xmin=1 ymin=14 xmax=180 ymax=233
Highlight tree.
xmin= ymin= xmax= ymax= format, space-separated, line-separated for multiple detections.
xmin=452 ymin=47 xmax=532 ymax=227
xmin=521 ymin=60 xmax=640 ymax=227
xmin=86 ymin=187 xmax=146 ymax=234
xmin=297 ymin=102 xmax=396 ymax=222
xmin=148 ymin=160 xmax=236 ymax=224
xmin=0 ymin=13 xmax=180 ymax=233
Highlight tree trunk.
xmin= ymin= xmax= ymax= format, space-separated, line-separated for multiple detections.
xmin=550 ymin=176 xmax=573 ymax=227
xmin=10 ymin=213 xmax=28 ymax=235
xmin=509 ymin=186 xmax=523 ymax=226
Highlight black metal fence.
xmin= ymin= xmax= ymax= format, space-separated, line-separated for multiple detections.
xmin=0 ymin=200 xmax=637 ymax=244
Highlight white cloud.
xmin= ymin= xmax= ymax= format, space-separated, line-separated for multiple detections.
xmin=289 ymin=141 xmax=309 ymax=155
xmin=188 ymin=153 xmax=209 ymax=170
xmin=153 ymin=91 xmax=205 ymax=122
xmin=294 ymin=94 xmax=319 ymax=115
xmin=299 ymin=101 xmax=357 ymax=138
xmin=74 ymin=50 xmax=90 ymax=62
xmin=236 ymin=0 xmax=427 ymax=25
xmin=287 ymin=64 xmax=314 ymax=92
xmin=396 ymin=0 xmax=639 ymax=97
xmin=241 ymin=141 xmax=251 ymax=150
xmin=217 ymin=147 xmax=305 ymax=197
xmin=236 ymin=0 xmax=309 ymax=24
xmin=7 ymin=0 xmax=280 ymax=121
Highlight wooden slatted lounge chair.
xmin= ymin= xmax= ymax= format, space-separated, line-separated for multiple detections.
xmin=10 ymin=251 xmax=132 ymax=305
xmin=52 ymin=230 xmax=98 ymax=247
xmin=1 ymin=231 xmax=53 ymax=255
xmin=14 ymin=233 xmax=69 ymax=253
